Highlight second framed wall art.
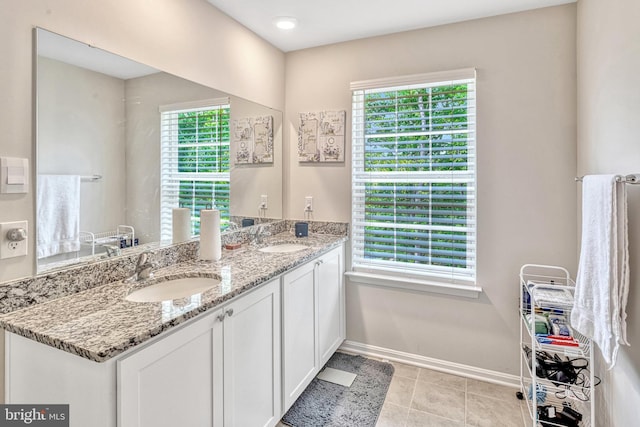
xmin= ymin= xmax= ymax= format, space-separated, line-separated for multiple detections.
xmin=298 ymin=110 xmax=346 ymax=163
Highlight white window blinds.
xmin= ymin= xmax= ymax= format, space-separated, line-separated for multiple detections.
xmin=160 ymin=98 xmax=230 ymax=241
xmin=351 ymin=69 xmax=476 ymax=285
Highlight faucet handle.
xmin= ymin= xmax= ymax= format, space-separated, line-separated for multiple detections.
xmin=137 ymin=251 xmax=151 ymax=266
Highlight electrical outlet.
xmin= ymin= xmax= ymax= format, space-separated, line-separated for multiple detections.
xmin=260 ymin=195 xmax=268 ymax=210
xmin=0 ymin=220 xmax=28 ymax=259
xmin=304 ymin=196 xmax=313 ymax=212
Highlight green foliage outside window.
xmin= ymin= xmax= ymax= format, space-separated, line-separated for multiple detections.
xmin=176 ymin=107 xmax=230 ymax=235
xmin=362 ymin=84 xmax=471 ymax=269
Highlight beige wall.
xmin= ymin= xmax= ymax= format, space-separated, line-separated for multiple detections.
xmin=0 ymin=0 xmax=285 ymax=283
xmin=38 ymin=57 xmax=126 ymax=255
xmin=577 ymin=0 xmax=640 ymax=424
xmin=285 ymin=5 xmax=577 ymax=373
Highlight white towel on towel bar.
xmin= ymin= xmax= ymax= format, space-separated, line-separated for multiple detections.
xmin=37 ymin=175 xmax=81 ymax=258
xmin=571 ymin=174 xmax=630 ymax=367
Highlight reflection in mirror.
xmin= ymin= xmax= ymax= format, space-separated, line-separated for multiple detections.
xmin=35 ymin=28 xmax=283 ymax=273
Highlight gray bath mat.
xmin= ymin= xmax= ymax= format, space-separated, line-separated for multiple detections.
xmin=282 ymin=352 xmax=394 ymax=427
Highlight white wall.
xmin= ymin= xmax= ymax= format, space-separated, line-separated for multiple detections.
xmin=0 ymin=0 xmax=285 ymax=283
xmin=284 ymin=5 xmax=577 ymax=374
xmin=577 ymin=0 xmax=640 ymax=424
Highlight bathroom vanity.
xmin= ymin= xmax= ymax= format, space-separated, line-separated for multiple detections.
xmin=1 ymin=230 xmax=346 ymax=427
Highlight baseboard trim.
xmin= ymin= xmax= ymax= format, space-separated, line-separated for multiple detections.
xmin=339 ymin=340 xmax=520 ymax=388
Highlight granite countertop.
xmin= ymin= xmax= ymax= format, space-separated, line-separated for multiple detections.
xmin=0 ymin=232 xmax=347 ymax=362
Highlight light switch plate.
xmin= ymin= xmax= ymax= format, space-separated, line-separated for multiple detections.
xmin=0 ymin=157 xmax=29 ymax=194
xmin=0 ymin=221 xmax=28 ymax=259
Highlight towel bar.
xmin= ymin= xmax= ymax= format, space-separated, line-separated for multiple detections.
xmin=575 ymin=174 xmax=639 ymax=184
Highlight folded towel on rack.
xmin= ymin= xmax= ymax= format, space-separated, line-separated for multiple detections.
xmin=37 ymin=175 xmax=81 ymax=258
xmin=570 ymin=174 xmax=630 ymax=367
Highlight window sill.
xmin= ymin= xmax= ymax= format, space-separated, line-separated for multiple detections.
xmin=344 ymin=271 xmax=483 ymax=299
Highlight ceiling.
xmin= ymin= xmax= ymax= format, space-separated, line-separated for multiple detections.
xmin=207 ymin=0 xmax=575 ymax=52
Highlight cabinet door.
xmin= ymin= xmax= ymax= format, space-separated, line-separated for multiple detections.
xmin=223 ymin=278 xmax=281 ymax=427
xmin=118 ymin=310 xmax=224 ymax=427
xmin=317 ymin=246 xmax=345 ymax=366
xmin=282 ymin=261 xmax=318 ymax=412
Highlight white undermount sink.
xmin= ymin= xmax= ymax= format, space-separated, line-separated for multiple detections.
xmin=125 ymin=277 xmax=220 ymax=302
xmin=258 ymin=243 xmax=310 ymax=253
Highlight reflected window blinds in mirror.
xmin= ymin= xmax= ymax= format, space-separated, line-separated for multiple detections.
xmin=159 ymin=98 xmax=231 ymax=241
xmin=35 ymin=28 xmax=283 ymax=273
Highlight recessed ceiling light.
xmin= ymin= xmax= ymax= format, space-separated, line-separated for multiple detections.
xmin=274 ymin=16 xmax=297 ymax=30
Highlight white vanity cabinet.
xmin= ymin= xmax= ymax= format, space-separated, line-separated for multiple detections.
xmin=282 ymin=258 xmax=318 ymax=411
xmin=5 ymin=278 xmax=281 ymax=427
xmin=220 ymin=278 xmax=281 ymax=427
xmin=118 ymin=277 xmax=281 ymax=427
xmin=118 ymin=306 xmax=224 ymax=427
xmin=282 ymin=246 xmax=345 ymax=412
xmin=4 ymin=242 xmax=345 ymax=427
xmin=317 ymin=247 xmax=345 ymax=366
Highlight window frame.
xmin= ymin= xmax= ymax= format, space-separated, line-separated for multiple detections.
xmin=349 ymin=69 xmax=481 ymax=297
xmin=159 ymin=98 xmax=230 ymax=241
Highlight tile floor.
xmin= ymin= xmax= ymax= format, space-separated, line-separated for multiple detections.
xmin=376 ymin=361 xmax=527 ymax=427
xmin=279 ymin=356 xmax=529 ymax=427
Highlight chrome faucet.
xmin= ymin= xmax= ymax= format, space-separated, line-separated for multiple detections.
xmin=249 ymin=225 xmax=271 ymax=246
xmin=103 ymin=244 xmax=121 ymax=257
xmin=129 ymin=251 xmax=155 ymax=281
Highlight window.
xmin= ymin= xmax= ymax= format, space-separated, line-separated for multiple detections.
xmin=350 ymin=69 xmax=476 ymax=287
xmin=160 ymin=98 xmax=230 ymax=241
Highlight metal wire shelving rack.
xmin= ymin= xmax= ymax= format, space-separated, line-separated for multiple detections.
xmin=518 ymin=264 xmax=595 ymax=427
xmin=79 ymin=225 xmax=135 ymax=255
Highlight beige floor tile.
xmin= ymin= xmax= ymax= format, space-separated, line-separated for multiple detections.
xmin=376 ymin=402 xmax=409 ymax=427
xmin=417 ymin=368 xmax=466 ymax=390
xmin=520 ymin=403 xmax=532 ymax=426
xmin=392 ymin=362 xmax=420 ymax=380
xmin=466 ymin=393 xmax=524 ymax=427
xmin=411 ymin=381 xmax=465 ymax=422
xmin=385 ymin=375 xmax=417 ymax=408
xmin=406 ymin=409 xmax=464 ymax=427
xmin=466 ymin=379 xmax=520 ymax=402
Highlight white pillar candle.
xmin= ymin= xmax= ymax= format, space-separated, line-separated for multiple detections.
xmin=200 ymin=209 xmax=221 ymax=261
xmin=172 ymin=208 xmax=191 ymax=244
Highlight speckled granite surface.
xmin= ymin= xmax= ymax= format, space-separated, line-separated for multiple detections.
xmin=0 ymin=240 xmax=199 ymax=314
xmin=0 ymin=228 xmax=347 ymax=363
xmin=0 ymin=219 xmax=312 ymax=314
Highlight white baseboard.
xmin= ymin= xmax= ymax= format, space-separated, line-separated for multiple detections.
xmin=339 ymin=340 xmax=520 ymax=389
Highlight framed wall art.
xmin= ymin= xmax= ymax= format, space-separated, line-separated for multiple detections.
xmin=233 ymin=115 xmax=274 ymax=165
xmin=298 ymin=110 xmax=345 ymax=163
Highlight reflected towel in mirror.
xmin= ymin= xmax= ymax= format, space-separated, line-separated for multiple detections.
xmin=37 ymin=175 xmax=81 ymax=258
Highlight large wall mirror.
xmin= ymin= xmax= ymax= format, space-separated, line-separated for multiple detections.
xmin=35 ymin=28 xmax=283 ymax=273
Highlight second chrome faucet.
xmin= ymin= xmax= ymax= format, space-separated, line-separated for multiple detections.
xmin=129 ymin=251 xmax=155 ymax=282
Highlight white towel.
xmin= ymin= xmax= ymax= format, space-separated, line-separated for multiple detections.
xmin=570 ymin=174 xmax=630 ymax=367
xmin=37 ymin=175 xmax=81 ymax=258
